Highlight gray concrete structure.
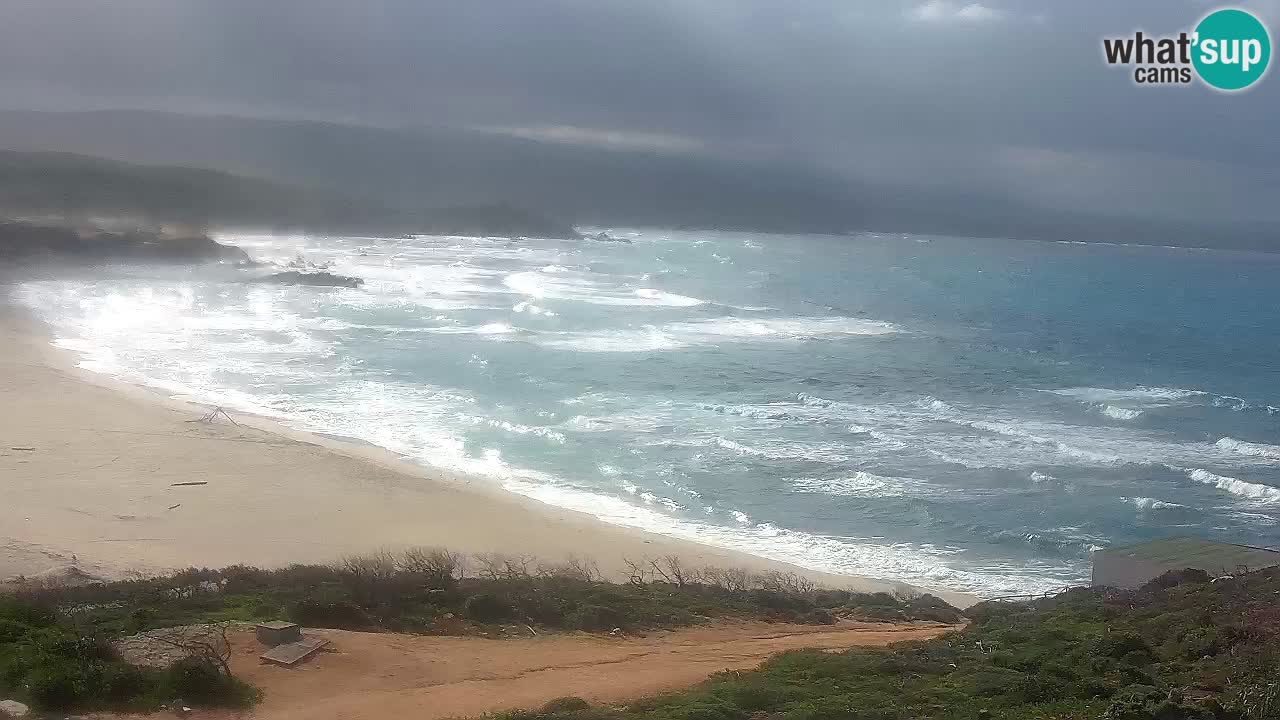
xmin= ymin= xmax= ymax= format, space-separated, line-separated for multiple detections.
xmin=255 ymin=620 xmax=302 ymax=647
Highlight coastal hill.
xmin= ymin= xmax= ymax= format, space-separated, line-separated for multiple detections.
xmin=1 ymin=110 xmax=1278 ymax=250
xmin=0 ymin=150 xmax=578 ymax=239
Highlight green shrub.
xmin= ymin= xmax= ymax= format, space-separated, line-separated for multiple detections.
xmin=0 ymin=618 xmax=36 ymax=643
xmin=568 ymin=604 xmax=623 ymax=632
xmin=0 ymin=598 xmax=56 ymax=627
xmin=464 ymin=592 xmax=516 ymax=623
xmin=158 ymin=656 xmax=254 ymax=707
xmin=541 ymin=696 xmax=592 ymax=712
xmin=288 ymin=598 xmax=371 ymax=629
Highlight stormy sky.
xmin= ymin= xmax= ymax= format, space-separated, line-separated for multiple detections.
xmin=2 ymin=0 xmax=1278 ymax=225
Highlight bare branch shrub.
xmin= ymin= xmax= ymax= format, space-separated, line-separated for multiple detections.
xmin=648 ymin=555 xmax=692 ymax=587
xmin=398 ymin=547 xmax=463 ymax=587
xmin=622 ymin=557 xmax=652 ymax=586
xmin=473 ymin=553 xmax=535 ymax=580
xmin=701 ymin=566 xmax=751 ymax=592
xmin=537 ymin=555 xmax=601 ymax=582
xmin=753 ymin=570 xmax=816 ymax=594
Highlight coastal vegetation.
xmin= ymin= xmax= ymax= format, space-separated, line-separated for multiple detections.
xmin=0 ymin=597 xmax=256 ymax=712
xmin=0 ymin=550 xmax=957 ymax=713
xmin=497 ymin=567 xmax=1280 ymax=720
xmin=6 ymin=554 xmax=1278 ymax=718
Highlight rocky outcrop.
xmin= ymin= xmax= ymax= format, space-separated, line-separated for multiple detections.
xmin=589 ymin=231 xmax=632 ymax=244
xmin=248 ymin=271 xmax=364 ymax=288
xmin=0 ymin=699 xmax=30 ymax=718
xmin=0 ymin=220 xmax=249 ymax=265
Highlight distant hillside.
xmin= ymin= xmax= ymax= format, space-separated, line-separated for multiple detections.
xmin=0 ymin=111 xmax=1276 ymax=250
xmin=0 ymin=150 xmax=577 ymax=238
xmin=0 ymin=110 xmax=858 ymax=235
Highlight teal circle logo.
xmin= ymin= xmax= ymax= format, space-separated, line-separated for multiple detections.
xmin=1192 ymin=8 xmax=1271 ymax=91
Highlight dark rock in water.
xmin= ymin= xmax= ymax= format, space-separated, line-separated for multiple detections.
xmin=0 ymin=220 xmax=249 ymax=265
xmin=250 ymin=271 xmax=363 ymax=288
xmin=590 ymin=231 xmax=632 ymax=244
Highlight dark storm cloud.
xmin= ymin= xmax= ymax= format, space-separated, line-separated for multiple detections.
xmin=2 ymin=0 xmax=1278 ymax=223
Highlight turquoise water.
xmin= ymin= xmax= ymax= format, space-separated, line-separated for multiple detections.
xmin=17 ymin=230 xmax=1280 ymax=596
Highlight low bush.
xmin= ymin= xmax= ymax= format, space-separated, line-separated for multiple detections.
xmin=159 ymin=656 xmax=256 ymax=707
xmin=490 ymin=565 xmax=1280 ymax=720
xmin=13 ymin=549 xmax=958 ymax=639
xmin=0 ymin=599 xmax=255 ymax=713
xmin=2 ymin=549 xmax=962 ymax=714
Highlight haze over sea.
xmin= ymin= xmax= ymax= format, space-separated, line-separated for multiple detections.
xmin=16 ymin=230 xmax=1280 ymax=597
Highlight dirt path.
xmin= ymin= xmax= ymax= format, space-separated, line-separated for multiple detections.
xmin=142 ymin=620 xmax=951 ymax=720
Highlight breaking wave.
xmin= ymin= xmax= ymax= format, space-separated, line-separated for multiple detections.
xmin=1216 ymin=438 xmax=1280 ymax=462
xmin=1125 ymin=496 xmax=1185 ymax=511
xmin=790 ymin=472 xmax=933 ymax=499
xmin=1046 ymin=386 xmax=1205 ymax=404
xmin=1186 ymin=469 xmax=1280 ymax=503
xmin=539 ymin=316 xmax=899 ymax=352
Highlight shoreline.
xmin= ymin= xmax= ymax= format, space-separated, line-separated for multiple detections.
xmin=0 ymin=291 xmax=975 ymax=607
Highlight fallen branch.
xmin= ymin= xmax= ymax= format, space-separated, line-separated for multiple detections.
xmin=186 ymin=407 xmax=239 ymax=426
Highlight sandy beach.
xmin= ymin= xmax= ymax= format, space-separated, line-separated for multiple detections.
xmin=0 ymin=296 xmax=968 ymax=604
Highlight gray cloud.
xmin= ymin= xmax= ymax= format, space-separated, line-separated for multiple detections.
xmin=1 ymin=0 xmax=1278 ymax=225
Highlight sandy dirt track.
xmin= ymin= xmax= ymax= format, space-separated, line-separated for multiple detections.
xmin=106 ymin=620 xmax=953 ymax=720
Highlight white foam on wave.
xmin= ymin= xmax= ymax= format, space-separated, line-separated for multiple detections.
xmin=1216 ymin=438 xmax=1280 ymax=462
xmin=504 ymin=476 xmax=1073 ymax=594
xmin=1100 ymin=405 xmax=1144 ymax=421
xmin=1186 ymin=468 xmax=1280 ymax=503
xmin=503 ymin=270 xmax=705 ymax=307
xmin=1124 ymin=496 xmax=1184 ymax=511
xmin=659 ymin=435 xmax=851 ymax=464
xmin=684 ymin=317 xmax=899 ymax=338
xmin=543 ymin=329 xmax=685 ymax=353
xmin=1046 ymin=386 xmax=1205 ymax=405
xmin=426 ymin=322 xmax=517 ymax=336
xmin=540 ymin=316 xmax=898 ymax=353
xmin=791 ymin=472 xmax=933 ymax=499
xmin=633 ymin=288 xmax=704 ymax=306
xmin=1048 ymin=385 xmax=1278 ymax=417
xmin=797 ymin=392 xmax=1280 ymax=472
xmin=697 ymin=402 xmax=796 ymax=421
xmin=512 ymin=301 xmax=556 ymax=317
xmin=365 ymin=262 xmax=506 ymax=297
xmin=466 ymin=417 xmax=567 ymax=444
xmin=1212 ymin=395 xmax=1251 ymax=411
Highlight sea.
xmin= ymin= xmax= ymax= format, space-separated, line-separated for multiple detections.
xmin=14 ymin=229 xmax=1280 ymax=598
